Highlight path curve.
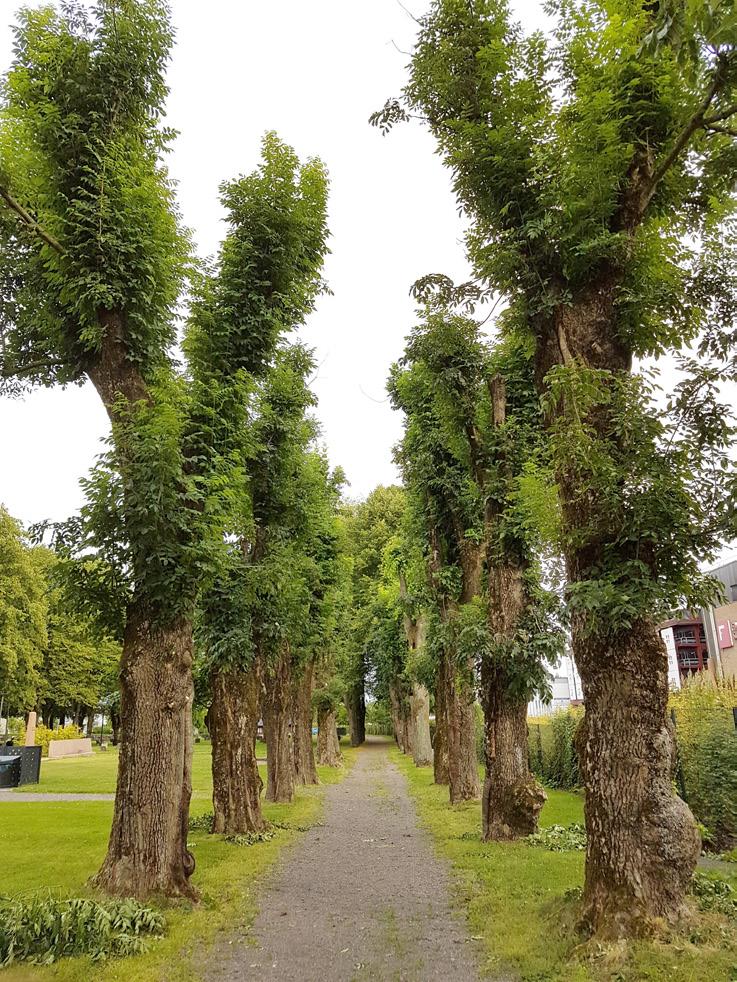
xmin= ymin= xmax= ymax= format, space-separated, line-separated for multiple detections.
xmin=207 ymin=738 xmax=482 ymax=982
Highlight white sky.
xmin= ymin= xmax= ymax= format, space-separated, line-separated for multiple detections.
xmin=0 ymin=0 xmax=517 ymax=525
xmin=1 ymin=0 xmax=736 ymax=568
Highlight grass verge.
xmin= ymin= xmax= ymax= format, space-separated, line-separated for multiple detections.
xmin=0 ymin=746 xmax=356 ymax=981
xmin=392 ymin=748 xmax=737 ymax=982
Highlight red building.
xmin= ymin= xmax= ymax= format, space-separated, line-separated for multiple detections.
xmin=659 ymin=617 xmax=709 ymax=678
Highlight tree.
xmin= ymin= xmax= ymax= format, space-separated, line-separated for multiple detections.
xmin=0 ymin=2 xmax=329 ymax=899
xmin=0 ymin=507 xmax=45 ymax=714
xmin=376 ymin=0 xmax=737 ymax=935
xmin=187 ymin=138 xmax=329 ymax=834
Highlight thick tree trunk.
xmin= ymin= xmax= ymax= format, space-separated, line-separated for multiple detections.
xmin=444 ymin=651 xmax=480 ymax=803
xmin=433 ymin=663 xmax=449 ymax=785
xmin=293 ymin=660 xmax=318 ymax=787
xmin=85 ymin=709 xmax=94 ymax=738
xmin=210 ymin=662 xmax=264 ymax=835
xmin=409 ymin=683 xmax=433 ymax=767
xmin=346 ymin=683 xmax=365 ymax=747
xmin=482 ymin=684 xmax=545 ymax=840
xmin=533 ymin=273 xmax=701 ymax=935
xmin=92 ymin=605 xmax=196 ymax=900
xmin=262 ymin=648 xmax=295 ymax=804
xmin=575 ymin=621 xmax=700 ymax=937
xmin=317 ymin=706 xmax=342 ymax=767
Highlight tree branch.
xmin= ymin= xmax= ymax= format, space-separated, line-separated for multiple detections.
xmin=1 ymin=357 xmax=70 ymax=379
xmin=646 ymin=72 xmax=725 ymax=199
xmin=0 ymin=185 xmax=65 ymax=255
xmin=704 ymin=122 xmax=737 ymax=137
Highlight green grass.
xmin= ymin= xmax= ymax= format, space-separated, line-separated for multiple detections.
xmin=393 ymin=749 xmax=737 ymax=982
xmin=0 ymin=746 xmax=356 ymax=981
xmin=15 ymin=742 xmax=269 ymax=796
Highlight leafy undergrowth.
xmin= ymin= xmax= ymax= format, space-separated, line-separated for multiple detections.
xmin=392 ymin=748 xmax=737 ymax=982
xmin=0 ymin=746 xmax=356 ymax=981
xmin=0 ymin=898 xmax=164 ymax=967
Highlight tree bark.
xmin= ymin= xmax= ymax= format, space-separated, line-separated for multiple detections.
xmin=317 ymin=706 xmax=342 ymax=767
xmin=444 ymin=650 xmax=480 ymax=803
xmin=575 ymin=621 xmax=700 ymax=937
xmin=85 ymin=709 xmax=94 ymax=738
xmin=533 ymin=270 xmax=701 ymax=934
xmin=92 ymin=605 xmax=196 ymax=900
xmin=346 ymin=683 xmax=365 ymax=747
xmin=210 ymin=661 xmax=265 ymax=835
xmin=110 ymin=709 xmax=120 ymax=747
xmin=481 ymin=377 xmax=546 ymax=840
xmin=433 ymin=673 xmax=449 ymax=785
xmin=292 ymin=660 xmax=319 ymax=787
xmin=261 ymin=647 xmax=295 ymax=804
xmin=409 ymin=683 xmax=433 ymax=767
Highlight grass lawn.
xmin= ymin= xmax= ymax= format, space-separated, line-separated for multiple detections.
xmin=13 ymin=741 xmax=269 ymax=797
xmin=0 ymin=743 xmax=355 ymax=981
xmin=393 ymin=749 xmax=737 ymax=982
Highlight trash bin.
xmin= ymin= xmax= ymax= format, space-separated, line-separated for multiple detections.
xmin=0 ymin=755 xmax=21 ymax=789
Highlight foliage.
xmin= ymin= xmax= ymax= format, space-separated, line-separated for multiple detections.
xmin=376 ymin=0 xmax=737 ymax=641
xmin=0 ymin=507 xmax=45 ymax=712
xmin=691 ymin=873 xmax=737 ymax=919
xmin=671 ymin=678 xmax=737 ymax=847
xmin=21 ymin=722 xmax=83 ymax=758
xmin=0 ymin=896 xmax=164 ymax=966
xmin=224 ymin=830 xmax=277 ymax=846
xmin=527 ymin=824 xmax=587 ymax=852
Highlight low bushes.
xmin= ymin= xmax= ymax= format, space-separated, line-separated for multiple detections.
xmin=0 ymin=897 xmax=164 ymax=966
xmin=671 ymin=678 xmax=737 ymax=848
xmin=19 ymin=723 xmax=84 ymax=758
xmin=528 ymin=708 xmax=582 ymax=790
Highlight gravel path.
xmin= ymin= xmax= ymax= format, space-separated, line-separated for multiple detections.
xmin=207 ymin=738 xmax=483 ymax=982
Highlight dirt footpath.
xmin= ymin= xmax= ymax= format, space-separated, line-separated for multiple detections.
xmin=207 ymin=738 xmax=482 ymax=981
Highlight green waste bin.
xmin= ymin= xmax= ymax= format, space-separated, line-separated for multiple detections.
xmin=0 ymin=755 xmax=21 ymax=788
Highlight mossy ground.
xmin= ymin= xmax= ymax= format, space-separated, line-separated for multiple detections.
xmin=392 ymin=748 xmax=737 ymax=982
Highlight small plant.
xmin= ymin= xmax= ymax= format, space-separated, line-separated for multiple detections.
xmin=0 ymin=897 xmax=165 ymax=966
xmin=691 ymin=873 xmax=737 ymax=919
xmin=527 ymin=823 xmax=586 ymax=852
xmin=224 ymin=830 xmax=277 ymax=846
xmin=187 ymin=812 xmax=214 ymax=833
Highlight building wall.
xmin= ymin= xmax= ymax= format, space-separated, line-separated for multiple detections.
xmin=711 ymin=599 xmax=737 ymax=680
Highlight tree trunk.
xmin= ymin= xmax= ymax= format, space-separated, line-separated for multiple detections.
xmin=409 ymin=683 xmax=433 ymax=767
xmin=346 ymin=683 xmax=365 ymax=747
xmin=85 ymin=709 xmax=94 ymax=738
xmin=292 ymin=660 xmax=318 ymax=787
xmin=433 ymin=663 xmax=449 ymax=785
xmin=575 ymin=621 xmax=700 ymax=937
xmin=481 ymin=379 xmax=546 ymax=840
xmin=317 ymin=706 xmax=342 ymax=766
xmin=210 ymin=662 xmax=264 ymax=835
xmin=444 ymin=651 xmax=480 ymax=803
xmin=262 ymin=647 xmax=295 ymax=804
xmin=110 ymin=709 xmax=120 ymax=747
xmin=92 ymin=605 xmax=196 ymax=900
xmin=532 ymin=273 xmax=701 ymax=934
xmin=482 ymin=684 xmax=545 ymax=840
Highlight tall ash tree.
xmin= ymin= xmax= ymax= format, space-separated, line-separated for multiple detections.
xmin=394 ymin=301 xmax=561 ymax=835
xmin=375 ymin=0 xmax=737 ymax=935
xmin=389 ymin=331 xmax=482 ymax=803
xmin=187 ymin=140 xmax=329 ymax=835
xmin=0 ymin=1 xmax=329 ymax=899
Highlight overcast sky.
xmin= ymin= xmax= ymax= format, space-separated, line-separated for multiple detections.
xmin=1 ymin=0 xmax=736 ymax=566
xmin=0 ymin=0 xmax=513 ymax=526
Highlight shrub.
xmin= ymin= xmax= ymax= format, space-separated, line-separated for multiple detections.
xmin=671 ymin=678 xmax=737 ymax=848
xmin=526 ymin=823 xmax=587 ymax=852
xmin=20 ymin=723 xmax=84 ymax=758
xmin=691 ymin=873 xmax=737 ymax=918
xmin=527 ymin=708 xmax=582 ymax=790
xmin=0 ymin=897 xmax=164 ymax=966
